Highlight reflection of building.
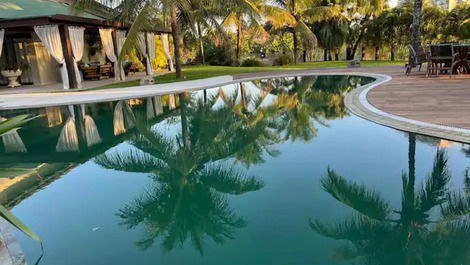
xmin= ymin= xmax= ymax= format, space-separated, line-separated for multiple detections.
xmin=0 ymin=96 xmax=178 ymax=163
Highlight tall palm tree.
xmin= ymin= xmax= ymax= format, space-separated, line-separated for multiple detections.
xmin=310 ymin=135 xmax=470 ymax=264
xmin=411 ymin=0 xmax=423 ymax=54
xmin=271 ymin=0 xmax=320 ymax=64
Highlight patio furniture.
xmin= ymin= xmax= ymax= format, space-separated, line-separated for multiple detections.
xmin=406 ymin=44 xmax=427 ymax=75
xmin=80 ymin=64 xmax=100 ymax=80
xmin=123 ymin=62 xmax=139 ymax=76
xmin=80 ymin=64 xmax=114 ymax=80
xmin=427 ymin=43 xmax=470 ymax=77
xmin=99 ymin=64 xmax=113 ymax=79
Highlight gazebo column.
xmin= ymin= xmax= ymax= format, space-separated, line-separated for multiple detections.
xmin=58 ymin=25 xmax=78 ymax=89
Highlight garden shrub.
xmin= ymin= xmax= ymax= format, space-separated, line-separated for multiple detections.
xmin=204 ymin=43 xmax=233 ymax=66
xmin=273 ymin=54 xmax=293 ymax=66
xmin=241 ymin=58 xmax=263 ymax=67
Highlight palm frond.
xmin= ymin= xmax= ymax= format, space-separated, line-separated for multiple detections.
xmin=94 ymin=149 xmax=167 ymax=173
xmin=310 ymin=215 xmax=389 ymax=240
xmin=321 ymin=168 xmax=391 ymax=221
xmin=198 ymin=164 xmax=264 ymax=194
xmin=418 ymin=149 xmax=450 ymax=213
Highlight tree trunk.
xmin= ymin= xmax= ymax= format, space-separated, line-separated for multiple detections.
xmin=170 ymin=6 xmax=182 ymax=79
xmin=346 ymin=46 xmax=353 ymax=60
xmin=375 ymin=46 xmax=379 ymax=61
xmin=324 ymin=49 xmax=328 ymax=61
xmin=179 ymin=93 xmax=190 ymax=147
xmin=334 ymin=49 xmax=339 ymax=61
xmin=350 ymin=28 xmax=366 ymax=60
xmin=291 ymin=0 xmax=298 ymax=64
xmin=293 ymin=30 xmax=298 ymax=64
xmin=236 ymin=16 xmax=242 ymax=65
xmin=196 ymin=22 xmax=205 ymax=65
xmin=303 ymin=49 xmax=307 ymax=62
xmin=327 ymin=49 xmax=332 ymax=61
xmin=390 ymin=43 xmax=395 ymax=61
xmin=411 ymin=0 xmax=423 ymax=54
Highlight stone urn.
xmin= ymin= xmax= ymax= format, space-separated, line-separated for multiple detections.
xmin=1 ymin=70 xmax=22 ymax=88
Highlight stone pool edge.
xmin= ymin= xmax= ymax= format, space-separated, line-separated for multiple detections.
xmin=344 ymin=74 xmax=470 ymax=144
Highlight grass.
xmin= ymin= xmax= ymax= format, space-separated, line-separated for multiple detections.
xmin=92 ymin=60 xmax=405 ymax=90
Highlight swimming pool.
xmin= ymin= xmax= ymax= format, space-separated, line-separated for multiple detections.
xmin=1 ymin=75 xmax=469 ymax=265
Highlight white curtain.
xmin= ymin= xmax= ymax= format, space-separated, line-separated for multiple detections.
xmin=146 ymin=32 xmax=155 ymax=76
xmin=80 ymin=104 xmax=102 ymax=147
xmin=168 ymin=94 xmax=176 ymax=110
xmin=68 ymin=26 xmax=85 ymax=88
xmin=137 ymin=33 xmax=151 ymax=76
xmin=0 ymin=116 xmax=27 ymax=153
xmin=0 ymin=29 xmax=4 ymax=57
xmin=113 ymin=101 xmax=126 ymax=135
xmin=154 ymin=96 xmax=163 ymax=115
xmin=99 ymin=28 xmax=119 ymax=81
xmin=146 ymin=98 xmax=155 ymax=120
xmin=161 ymin=34 xmax=174 ymax=71
xmin=34 ymin=25 xmax=70 ymax=89
xmin=56 ymin=105 xmax=79 ymax=152
xmin=116 ymin=30 xmax=127 ymax=81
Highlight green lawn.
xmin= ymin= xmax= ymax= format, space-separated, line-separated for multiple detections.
xmin=92 ymin=60 xmax=405 ymax=90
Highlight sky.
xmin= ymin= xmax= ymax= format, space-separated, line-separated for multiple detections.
xmin=389 ymin=0 xmax=399 ymax=8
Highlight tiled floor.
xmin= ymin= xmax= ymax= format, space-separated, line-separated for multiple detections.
xmin=0 ymin=71 xmax=169 ymax=95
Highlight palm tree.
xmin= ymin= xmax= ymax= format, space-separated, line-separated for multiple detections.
xmin=271 ymin=0 xmax=320 ymax=64
xmin=94 ymin=96 xmax=272 ymax=252
xmin=310 ymin=134 xmax=470 ymax=264
xmin=316 ymin=16 xmax=348 ymax=61
xmin=411 ymin=0 xmax=424 ymax=54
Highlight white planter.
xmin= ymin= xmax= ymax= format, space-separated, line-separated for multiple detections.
xmin=1 ymin=70 xmax=22 ymax=88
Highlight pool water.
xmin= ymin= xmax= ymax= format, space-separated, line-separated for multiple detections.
xmin=1 ymin=75 xmax=470 ymax=265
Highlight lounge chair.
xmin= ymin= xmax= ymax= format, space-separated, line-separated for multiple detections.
xmin=406 ymin=44 xmax=427 ymax=75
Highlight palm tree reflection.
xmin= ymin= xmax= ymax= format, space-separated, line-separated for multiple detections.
xmin=311 ymin=133 xmax=470 ymax=264
xmin=94 ymin=95 xmax=266 ymax=254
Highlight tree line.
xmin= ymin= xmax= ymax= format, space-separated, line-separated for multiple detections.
xmin=76 ymin=0 xmax=470 ymax=77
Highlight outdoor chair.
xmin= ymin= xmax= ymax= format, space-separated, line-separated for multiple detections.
xmin=99 ymin=64 xmax=113 ymax=79
xmin=80 ymin=65 xmax=100 ymax=80
xmin=406 ymin=44 xmax=427 ymax=75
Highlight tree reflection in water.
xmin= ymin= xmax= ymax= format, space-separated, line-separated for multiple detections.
xmin=92 ymin=75 xmax=370 ymax=254
xmin=311 ymin=133 xmax=470 ymax=265
xmin=94 ymin=95 xmax=271 ymax=253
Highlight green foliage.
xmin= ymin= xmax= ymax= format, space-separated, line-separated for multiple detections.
xmin=204 ymin=42 xmax=234 ymax=66
xmin=273 ymin=54 xmax=293 ymax=66
xmin=241 ymin=58 xmax=263 ymax=66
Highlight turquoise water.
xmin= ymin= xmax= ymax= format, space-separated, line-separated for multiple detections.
xmin=1 ymin=75 xmax=470 ymax=265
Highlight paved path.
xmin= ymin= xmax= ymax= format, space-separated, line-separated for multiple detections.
xmin=0 ymin=65 xmax=469 ymax=142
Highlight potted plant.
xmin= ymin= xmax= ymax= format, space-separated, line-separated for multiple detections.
xmin=1 ymin=62 xmax=28 ymax=88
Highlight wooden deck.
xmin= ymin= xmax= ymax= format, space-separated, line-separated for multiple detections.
xmin=366 ymin=68 xmax=470 ymax=130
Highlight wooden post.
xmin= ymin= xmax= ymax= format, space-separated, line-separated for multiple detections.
xmin=58 ymin=24 xmax=78 ymax=89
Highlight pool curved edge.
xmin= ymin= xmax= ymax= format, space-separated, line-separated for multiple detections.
xmin=344 ymin=73 xmax=470 ymax=144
